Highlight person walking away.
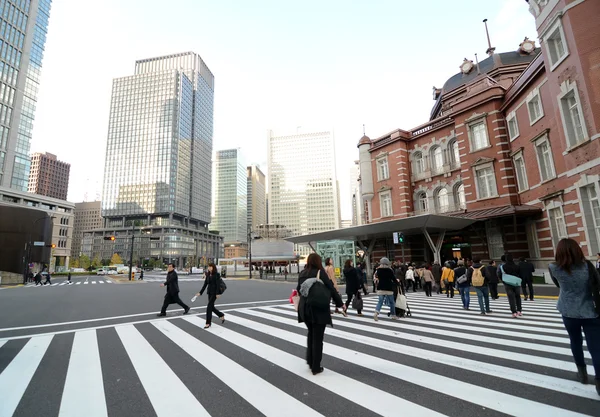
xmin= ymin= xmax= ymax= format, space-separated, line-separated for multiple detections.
xmin=519 ymin=257 xmax=535 ymax=301
xmin=432 ymin=261 xmax=442 ymax=294
xmin=297 ymin=253 xmax=345 ymax=375
xmin=34 ymin=271 xmax=43 ymax=286
xmin=441 ymin=263 xmax=455 ymax=298
xmin=405 ymin=266 xmax=416 ymax=292
xmin=485 ymin=260 xmax=499 ymax=299
xmin=498 ymin=254 xmax=522 ymax=318
xmin=343 ymin=260 xmax=363 ymax=316
xmin=325 ymin=258 xmax=341 ymax=314
xmin=373 ymin=258 xmax=397 ymax=321
xmin=596 ymin=253 xmax=600 ymax=275
xmin=196 ymin=263 xmax=225 ymax=328
xmin=469 ymin=259 xmax=492 ymax=315
xmin=454 ymin=260 xmax=470 ymax=309
xmin=359 ymin=263 xmax=368 ymax=295
xmin=549 ymin=238 xmax=600 ymax=395
xmin=67 ymin=272 xmax=72 ymax=284
xmin=158 ymin=263 xmax=190 ymax=317
xmin=44 ymin=271 xmax=52 ymax=285
xmin=140 ymin=270 xmax=144 ymax=281
xmin=421 ymin=267 xmax=434 ymax=297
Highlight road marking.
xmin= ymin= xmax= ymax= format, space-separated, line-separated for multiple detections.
xmin=76 ymin=282 xmax=81 ymax=285
xmin=154 ymin=320 xmax=324 ymax=417
xmin=59 ymin=330 xmax=108 ymax=417
xmin=116 ymin=325 xmax=210 ymax=417
xmin=98 ymin=281 xmax=104 ymax=284
xmin=0 ymin=299 xmax=289 ymax=333
xmin=92 ymin=281 xmax=96 ymax=284
xmin=84 ymin=282 xmax=88 ymax=285
xmin=51 ymin=283 xmax=59 ymax=286
xmin=186 ymin=315 xmax=445 ymax=417
xmin=59 ymin=282 xmax=67 ymax=286
xmin=105 ymin=280 xmax=112 ymax=283
xmin=0 ymin=334 xmax=54 ymax=417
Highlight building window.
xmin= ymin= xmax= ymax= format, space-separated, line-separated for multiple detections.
xmin=469 ymin=122 xmax=489 ymax=152
xmin=525 ymin=221 xmax=541 ymax=258
xmin=544 ymin=18 xmax=569 ymax=70
xmin=548 ymin=206 xmax=568 ymax=247
xmin=474 ymin=165 xmax=497 ymax=199
xmin=513 ymin=152 xmax=529 ymax=192
xmin=435 ymin=188 xmax=449 ymax=213
xmin=376 ymin=157 xmax=389 ymax=181
xmin=449 ymin=140 xmax=460 ymax=168
xmin=379 ymin=191 xmax=392 ymax=217
xmin=535 ymin=136 xmax=556 ymax=182
xmin=506 ymin=112 xmax=519 ymax=141
xmin=413 ymin=152 xmax=425 ymax=175
xmin=558 ymin=83 xmax=588 ymax=148
xmin=455 ymin=183 xmax=466 ymax=210
xmin=416 ymin=192 xmax=428 ymax=213
xmin=580 ymin=184 xmax=600 ymax=255
xmin=527 ymin=90 xmax=544 ymax=125
xmin=431 ymin=146 xmax=444 ymax=173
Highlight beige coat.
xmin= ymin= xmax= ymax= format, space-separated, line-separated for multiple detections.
xmin=325 ymin=265 xmax=338 ymax=290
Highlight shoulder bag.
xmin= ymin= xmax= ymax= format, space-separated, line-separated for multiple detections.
xmin=586 ymin=261 xmax=600 ymax=315
xmin=500 ymin=265 xmax=522 ymax=287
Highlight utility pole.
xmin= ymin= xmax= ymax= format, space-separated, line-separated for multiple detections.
xmin=248 ymin=228 xmax=252 ymax=280
xmin=128 ymin=223 xmax=135 ymax=281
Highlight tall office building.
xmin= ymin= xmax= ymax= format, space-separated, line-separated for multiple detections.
xmin=0 ymin=0 xmax=53 ymax=191
xmin=212 ymin=148 xmax=247 ymax=245
xmin=27 ymin=152 xmax=70 ymax=200
xmin=267 ymin=129 xmax=340 ymax=245
xmin=86 ymin=52 xmax=222 ymax=267
xmin=71 ymin=200 xmax=102 ymax=258
xmin=247 ymin=164 xmax=266 ymax=230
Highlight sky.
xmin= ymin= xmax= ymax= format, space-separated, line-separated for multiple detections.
xmin=30 ymin=0 xmax=537 ymax=219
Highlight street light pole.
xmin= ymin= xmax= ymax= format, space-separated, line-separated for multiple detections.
xmin=128 ymin=223 xmax=135 ymax=281
xmin=248 ymin=228 xmax=252 ymax=280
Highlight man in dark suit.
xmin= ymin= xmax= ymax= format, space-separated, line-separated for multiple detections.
xmin=596 ymin=253 xmax=600 ymax=274
xmin=518 ymin=257 xmax=536 ymax=301
xmin=157 ymin=263 xmax=190 ymax=317
xmin=485 ymin=260 xmax=499 ymax=299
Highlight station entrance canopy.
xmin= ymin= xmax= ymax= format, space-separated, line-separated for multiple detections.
xmin=285 ymin=214 xmax=477 ymax=276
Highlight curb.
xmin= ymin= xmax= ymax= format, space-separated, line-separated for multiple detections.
xmin=0 ymin=284 xmax=24 ymax=289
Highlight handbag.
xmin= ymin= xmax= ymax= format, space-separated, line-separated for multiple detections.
xmin=396 ymin=294 xmax=408 ymax=310
xmin=500 ymin=265 xmax=522 ymax=287
xmin=585 ymin=261 xmax=600 ymax=315
xmin=290 ymin=289 xmax=300 ymax=311
xmin=352 ymin=292 xmax=363 ymax=310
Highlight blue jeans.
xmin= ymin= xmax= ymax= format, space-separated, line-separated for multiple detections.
xmin=458 ymin=285 xmax=470 ymax=309
xmin=376 ymin=294 xmax=395 ymax=316
xmin=474 ymin=286 xmax=490 ymax=313
xmin=562 ymin=316 xmax=600 ymax=380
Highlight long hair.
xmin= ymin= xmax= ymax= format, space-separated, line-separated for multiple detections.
xmin=325 ymin=257 xmax=332 ymax=266
xmin=555 ymin=238 xmax=585 ymax=273
xmin=344 ymin=259 xmax=353 ymax=269
xmin=207 ymin=262 xmax=217 ymax=275
xmin=306 ymin=253 xmax=323 ymax=271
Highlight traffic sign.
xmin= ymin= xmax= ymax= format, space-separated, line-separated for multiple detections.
xmin=33 ymin=241 xmax=45 ymax=246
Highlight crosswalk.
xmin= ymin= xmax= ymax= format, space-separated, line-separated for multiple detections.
xmin=22 ymin=279 xmax=113 ymax=287
xmin=0 ymin=293 xmax=598 ymax=417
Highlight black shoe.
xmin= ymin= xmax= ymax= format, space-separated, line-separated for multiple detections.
xmin=156 ymin=313 xmax=166 ymax=317
xmin=312 ymin=367 xmax=324 ymax=375
xmin=576 ymin=365 xmax=589 ymax=384
xmin=486 ymin=310 xmax=493 ymax=314
xmin=480 ymin=312 xmax=486 ymax=315
xmin=183 ymin=308 xmax=190 ymax=315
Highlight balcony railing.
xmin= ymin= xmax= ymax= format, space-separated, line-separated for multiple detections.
xmin=413 ymin=199 xmax=466 ymax=216
xmin=411 ymin=157 xmax=461 ymax=183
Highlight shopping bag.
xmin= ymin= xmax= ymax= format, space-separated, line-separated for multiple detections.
xmin=290 ymin=289 xmax=300 ymax=311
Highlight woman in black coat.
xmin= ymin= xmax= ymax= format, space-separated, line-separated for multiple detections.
xmin=196 ymin=263 xmax=224 ymax=329
xmin=343 ymin=259 xmax=362 ymax=316
xmin=297 ymin=253 xmax=345 ymax=375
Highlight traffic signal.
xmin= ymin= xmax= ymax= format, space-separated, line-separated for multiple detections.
xmin=45 ymin=243 xmax=56 ymax=248
xmin=398 ymin=233 xmax=405 ymax=244
xmin=103 ymin=236 xmax=116 ymax=241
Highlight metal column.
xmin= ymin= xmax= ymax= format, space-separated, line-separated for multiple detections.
xmin=422 ymin=228 xmax=446 ymax=264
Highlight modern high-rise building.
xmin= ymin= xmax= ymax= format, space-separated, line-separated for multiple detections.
xmin=247 ymin=164 xmax=266 ymax=230
xmin=71 ymin=201 xmax=102 ymax=259
xmin=84 ymin=52 xmax=222 ymax=267
xmin=27 ymin=152 xmax=70 ymax=200
xmin=267 ymin=129 xmax=340 ymax=249
xmin=212 ymin=148 xmax=247 ymax=245
xmin=0 ymin=0 xmax=53 ymax=191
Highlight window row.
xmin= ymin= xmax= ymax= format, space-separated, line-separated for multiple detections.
xmin=410 ymin=140 xmax=460 ymax=180
xmin=512 ymin=134 xmax=556 ymax=192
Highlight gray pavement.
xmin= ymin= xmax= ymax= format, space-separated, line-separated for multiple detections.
xmin=0 ymin=278 xmax=596 ymax=417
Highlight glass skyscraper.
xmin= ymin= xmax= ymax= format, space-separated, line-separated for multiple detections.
xmin=213 ymin=148 xmax=247 ymax=244
xmin=87 ymin=52 xmax=222 ymax=267
xmin=0 ymin=0 xmax=52 ymax=190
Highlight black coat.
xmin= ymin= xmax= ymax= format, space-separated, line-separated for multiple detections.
xmin=199 ymin=271 xmax=220 ymax=296
xmin=163 ymin=270 xmax=180 ymax=295
xmin=431 ymin=264 xmax=442 ymax=282
xmin=374 ymin=267 xmax=396 ymax=291
xmin=518 ymin=261 xmax=535 ymax=281
xmin=296 ymin=268 xmax=343 ymax=326
xmin=343 ymin=266 xmax=361 ymax=295
xmin=454 ymin=266 xmax=470 ymax=287
xmin=485 ymin=265 xmax=499 ymax=284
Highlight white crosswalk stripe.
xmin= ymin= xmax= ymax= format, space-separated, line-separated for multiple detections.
xmin=22 ymin=280 xmax=113 ymax=288
xmin=0 ymin=293 xmax=597 ymax=416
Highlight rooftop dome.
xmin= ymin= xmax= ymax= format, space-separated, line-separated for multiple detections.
xmin=358 ymin=134 xmax=371 ymax=147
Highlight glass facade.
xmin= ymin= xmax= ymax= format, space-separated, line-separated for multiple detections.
xmin=213 ymin=148 xmax=247 ymax=243
xmin=0 ymin=0 xmax=52 ymax=190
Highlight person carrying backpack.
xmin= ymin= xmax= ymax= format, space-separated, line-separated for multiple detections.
xmin=468 ymin=259 xmax=492 ymax=315
xmin=297 ymin=253 xmax=345 ymax=375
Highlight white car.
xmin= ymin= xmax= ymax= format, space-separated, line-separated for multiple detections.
xmin=96 ymin=270 xmax=107 ymax=275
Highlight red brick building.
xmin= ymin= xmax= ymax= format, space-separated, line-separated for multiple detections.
xmin=357 ymin=0 xmax=600 ymax=268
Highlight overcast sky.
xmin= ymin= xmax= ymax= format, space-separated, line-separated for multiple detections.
xmin=30 ymin=0 xmax=537 ymax=219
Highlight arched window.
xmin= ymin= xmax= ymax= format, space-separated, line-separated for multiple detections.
xmin=431 ymin=146 xmax=443 ymax=172
xmin=413 ymin=152 xmax=425 ymax=175
xmin=455 ymin=183 xmax=466 ymax=210
xmin=449 ymin=140 xmax=460 ymax=167
xmin=417 ymin=192 xmax=428 ymax=213
xmin=435 ymin=188 xmax=449 ymax=213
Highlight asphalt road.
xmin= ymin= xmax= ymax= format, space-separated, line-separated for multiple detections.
xmin=0 ymin=277 xmax=595 ymax=417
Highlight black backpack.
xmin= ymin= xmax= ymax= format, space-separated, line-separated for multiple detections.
xmin=307 ymin=272 xmax=330 ymax=312
xmin=217 ymin=276 xmax=227 ymax=294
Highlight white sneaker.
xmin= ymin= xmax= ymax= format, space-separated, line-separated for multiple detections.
xmin=374 ymin=311 xmax=379 ymax=321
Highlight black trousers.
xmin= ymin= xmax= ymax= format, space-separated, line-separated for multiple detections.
xmin=345 ymin=293 xmax=362 ymax=314
xmin=407 ymin=280 xmax=417 ymax=292
xmin=44 ymin=276 xmax=51 ymax=285
xmin=504 ymin=284 xmax=522 ymax=313
xmin=446 ymin=282 xmax=455 ymax=297
xmin=489 ymin=283 xmax=499 ymax=299
xmin=305 ymin=322 xmax=326 ymax=372
xmin=521 ymin=278 xmax=534 ymax=300
xmin=160 ymin=293 xmax=189 ymax=315
xmin=424 ymin=281 xmax=432 ymax=297
xmin=206 ymin=294 xmax=223 ymax=325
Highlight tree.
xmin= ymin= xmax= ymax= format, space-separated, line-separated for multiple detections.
xmin=110 ymin=253 xmax=123 ymax=265
xmin=79 ymin=255 xmax=91 ymax=270
xmin=69 ymin=258 xmax=79 ymax=268
xmin=92 ymin=255 xmax=102 ymax=269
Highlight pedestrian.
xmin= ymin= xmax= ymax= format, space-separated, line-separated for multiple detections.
xmin=441 ymin=262 xmax=455 ymax=298
xmin=405 ymin=266 xmax=416 ymax=292
xmin=454 ymin=260 xmax=470 ymax=309
xmin=43 ymin=271 xmax=52 ymax=285
xmin=67 ymin=272 xmax=72 ymax=284
xmin=421 ymin=266 xmax=434 ymax=297
xmin=373 ymin=257 xmax=397 ymax=321
xmin=196 ymin=263 xmax=225 ymax=328
xmin=549 ymin=238 xmax=600 ymax=395
xmin=432 ymin=261 xmax=442 ymax=294
xmin=519 ymin=257 xmax=535 ymax=301
xmin=325 ymin=258 xmax=341 ymax=314
xmin=27 ymin=270 xmax=34 ymax=283
xmin=34 ymin=271 xmax=42 ymax=286
xmin=498 ymin=254 xmax=522 ymax=318
xmin=596 ymin=253 xmax=600 ymax=275
xmin=343 ymin=259 xmax=363 ymax=316
xmin=468 ymin=259 xmax=492 ymax=315
xmin=485 ymin=260 xmax=499 ymax=299
xmin=140 ymin=270 xmax=144 ymax=281
xmin=297 ymin=253 xmax=345 ymax=375
xmin=157 ymin=263 xmax=190 ymax=318
xmin=359 ymin=263 xmax=368 ymax=295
